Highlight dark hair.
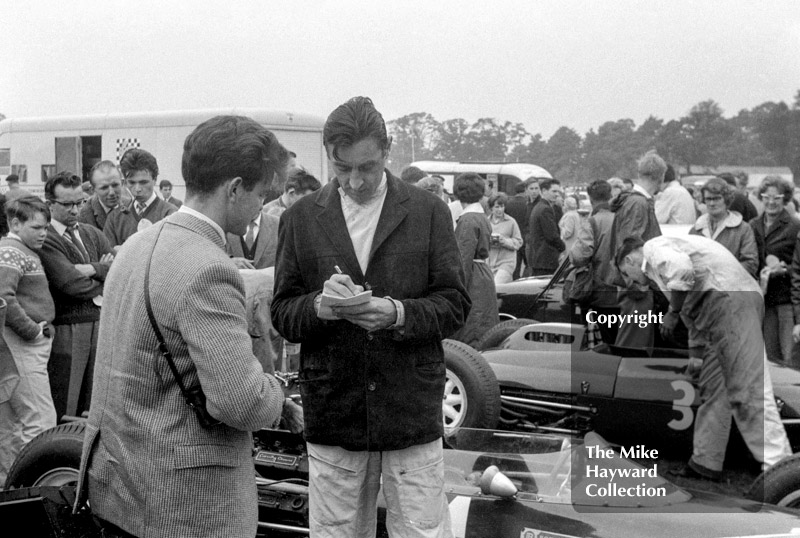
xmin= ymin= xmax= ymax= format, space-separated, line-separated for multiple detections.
xmin=539 ymin=178 xmax=560 ymax=192
xmin=182 ymin=115 xmax=289 ymax=196
xmin=587 ymin=180 xmax=612 ymax=204
xmin=717 ymin=172 xmax=737 ymax=187
xmin=159 ymin=179 xmax=173 ymax=189
xmin=401 ymin=166 xmax=426 ymax=184
xmin=524 ymin=177 xmax=539 ymax=187
xmin=701 ymin=177 xmax=734 ymax=207
xmin=88 ymin=160 xmax=119 ymax=185
xmin=514 ymin=181 xmax=527 ymax=194
xmin=323 ymin=97 xmax=391 ymax=160
xmin=759 ymin=175 xmax=793 ymax=203
xmin=615 ymin=237 xmax=645 ymax=268
xmin=6 ymin=196 xmax=50 ymax=224
xmin=664 ymin=164 xmax=676 ymax=183
xmin=454 ymin=173 xmax=485 ymax=204
xmin=285 ymin=167 xmax=321 ymax=193
xmin=45 ymin=171 xmax=82 ymax=201
xmin=5 ymin=174 xmax=19 ymax=184
xmin=488 ymin=192 xmax=509 ymax=208
xmin=120 ymin=148 xmax=159 ymax=181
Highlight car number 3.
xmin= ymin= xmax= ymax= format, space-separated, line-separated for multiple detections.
xmin=668 ymin=380 xmax=695 ymax=431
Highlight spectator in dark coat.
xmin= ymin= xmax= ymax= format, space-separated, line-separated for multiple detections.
xmin=528 ymin=178 xmax=565 ymax=275
xmin=40 ymin=172 xmax=115 ymax=418
xmin=610 ymin=151 xmax=665 ymax=350
xmin=719 ymin=173 xmax=758 ymax=222
xmin=751 ymin=175 xmax=800 ymax=366
xmin=79 ymin=161 xmax=123 ymax=231
xmin=0 ymin=192 xmax=7 ymax=237
xmin=504 ymin=181 xmax=529 ymax=279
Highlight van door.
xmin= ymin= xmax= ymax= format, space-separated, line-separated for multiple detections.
xmin=55 ymin=137 xmax=82 ymax=177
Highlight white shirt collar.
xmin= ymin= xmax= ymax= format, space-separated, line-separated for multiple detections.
xmin=460 ymin=202 xmax=486 ymax=215
xmin=51 ymin=219 xmax=69 ymax=236
xmin=632 ymin=183 xmax=653 ymax=199
xmin=177 ymin=206 xmax=226 ymax=245
xmin=338 ymin=172 xmax=388 ymax=206
xmin=251 ymin=212 xmax=262 ymax=229
xmin=135 ymin=192 xmax=158 ymax=210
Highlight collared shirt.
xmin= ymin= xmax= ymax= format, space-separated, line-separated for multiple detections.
xmin=338 ymin=172 xmax=388 ymax=274
xmin=177 ymin=205 xmax=226 ymax=246
xmin=247 ymin=212 xmax=262 ymax=238
xmin=98 ymin=198 xmax=116 ymax=214
xmin=135 ymin=192 xmax=158 ymax=214
xmin=632 ymin=183 xmax=653 ymax=199
xmin=51 ymin=219 xmax=89 ymax=254
xmin=336 ymin=172 xmax=404 ymax=328
xmin=459 ymin=202 xmax=485 ymax=217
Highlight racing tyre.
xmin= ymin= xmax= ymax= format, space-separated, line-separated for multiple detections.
xmin=4 ymin=422 xmax=86 ymax=489
xmin=442 ymin=339 xmax=501 ymax=431
xmin=745 ymin=452 xmax=800 ymax=507
xmin=475 ymin=318 xmax=538 ymax=351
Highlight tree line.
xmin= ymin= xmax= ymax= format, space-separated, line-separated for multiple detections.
xmin=387 ymin=91 xmax=800 ymax=185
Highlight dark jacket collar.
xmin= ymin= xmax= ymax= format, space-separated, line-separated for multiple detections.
xmin=591 ymin=202 xmax=611 ymax=215
xmin=313 ymin=170 xmax=410 ymax=281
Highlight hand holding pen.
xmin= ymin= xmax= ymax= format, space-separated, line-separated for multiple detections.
xmin=323 ymin=265 xmax=364 ymax=298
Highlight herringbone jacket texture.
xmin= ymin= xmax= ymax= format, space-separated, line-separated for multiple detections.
xmin=75 ymin=211 xmax=284 ymax=538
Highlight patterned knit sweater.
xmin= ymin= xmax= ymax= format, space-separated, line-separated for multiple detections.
xmin=0 ymin=235 xmax=55 ymax=340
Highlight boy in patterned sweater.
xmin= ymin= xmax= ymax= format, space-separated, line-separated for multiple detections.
xmin=0 ymin=196 xmax=56 ymax=485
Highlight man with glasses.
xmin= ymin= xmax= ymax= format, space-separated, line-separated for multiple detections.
xmin=79 ymin=160 xmax=124 ymax=231
xmin=103 ymin=148 xmax=177 ymax=250
xmin=40 ymin=172 xmax=114 ymax=418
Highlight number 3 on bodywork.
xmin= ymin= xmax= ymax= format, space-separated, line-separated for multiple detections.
xmin=668 ymin=380 xmax=695 ymax=430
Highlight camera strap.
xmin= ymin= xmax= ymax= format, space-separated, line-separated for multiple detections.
xmin=143 ymin=223 xmax=193 ymax=400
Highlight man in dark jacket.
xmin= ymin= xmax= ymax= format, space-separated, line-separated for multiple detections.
xmin=40 ymin=172 xmax=114 ymax=418
xmin=272 ymin=97 xmax=469 ymax=538
xmin=103 ymin=149 xmax=177 ymax=249
xmin=504 ymin=181 xmax=529 ymax=279
xmin=528 ymin=178 xmax=564 ymax=275
xmin=79 ymin=160 xmax=123 ymax=231
xmin=610 ymin=151 xmax=665 ymax=349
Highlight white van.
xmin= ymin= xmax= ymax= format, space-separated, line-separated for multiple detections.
xmin=409 ymin=160 xmax=553 ymax=196
xmin=0 ymin=108 xmax=327 ymax=200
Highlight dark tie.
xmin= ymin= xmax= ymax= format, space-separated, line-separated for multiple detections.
xmin=136 ymin=201 xmax=146 ymax=215
xmin=66 ymin=225 xmax=90 ymax=263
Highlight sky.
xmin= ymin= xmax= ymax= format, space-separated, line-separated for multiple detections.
xmin=2 ymin=0 xmax=799 ymax=139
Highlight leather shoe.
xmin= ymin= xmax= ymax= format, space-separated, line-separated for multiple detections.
xmin=668 ymin=462 xmax=722 ymax=482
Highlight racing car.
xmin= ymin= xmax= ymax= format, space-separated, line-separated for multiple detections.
xmin=441 ymin=322 xmax=800 ymax=458
xmin=4 ymin=422 xmax=800 ymax=538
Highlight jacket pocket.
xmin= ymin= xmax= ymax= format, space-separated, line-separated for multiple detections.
xmin=173 ymin=444 xmax=240 ymax=469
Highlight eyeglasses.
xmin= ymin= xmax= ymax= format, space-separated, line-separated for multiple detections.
xmin=50 ymin=199 xmax=87 ymax=209
xmin=760 ymin=195 xmax=784 ymax=202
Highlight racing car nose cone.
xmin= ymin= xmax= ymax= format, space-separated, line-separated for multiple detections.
xmin=479 ymin=465 xmax=518 ymax=498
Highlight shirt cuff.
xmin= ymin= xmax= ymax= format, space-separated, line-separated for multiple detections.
xmin=386 ymin=297 xmax=405 ymax=329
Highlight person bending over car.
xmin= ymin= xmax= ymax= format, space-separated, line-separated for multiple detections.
xmin=74 ymin=115 xmax=302 ymax=538
xmin=616 ymin=235 xmax=791 ymax=481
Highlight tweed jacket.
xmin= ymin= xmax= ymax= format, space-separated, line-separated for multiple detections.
xmin=39 ymin=223 xmax=112 ymax=325
xmin=78 ymin=195 xmax=114 ymax=231
xmin=528 ymin=198 xmax=565 ymax=272
xmin=225 ymin=210 xmax=280 ymax=269
xmin=271 ymin=172 xmax=470 ymax=451
xmin=75 ymin=212 xmax=285 ymax=538
xmin=103 ymin=197 xmax=177 ymax=247
xmin=751 ymin=208 xmax=800 ymax=307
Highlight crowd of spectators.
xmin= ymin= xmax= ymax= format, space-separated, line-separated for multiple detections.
xmin=2 ymin=131 xmax=800 ymax=494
